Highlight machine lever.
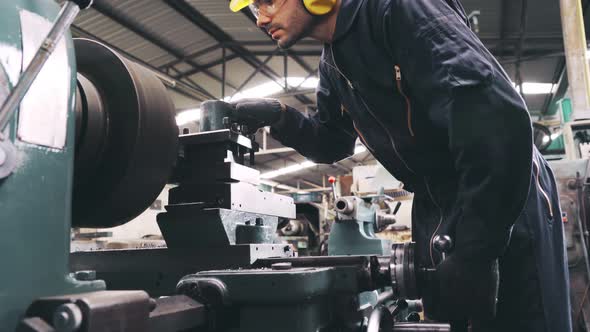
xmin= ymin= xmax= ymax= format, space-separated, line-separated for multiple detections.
xmin=0 ymin=0 xmax=92 ymax=132
xmin=328 ymin=176 xmax=337 ymax=199
xmin=388 ymin=299 xmax=408 ymax=317
xmin=432 ymin=234 xmax=453 ymax=261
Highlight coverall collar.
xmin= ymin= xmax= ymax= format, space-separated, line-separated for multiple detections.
xmin=332 ymin=0 xmax=364 ymax=42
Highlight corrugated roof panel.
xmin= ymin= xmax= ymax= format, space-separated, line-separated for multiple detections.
xmin=462 ymin=0 xmax=503 ymax=37
xmin=188 ymin=57 xmax=267 ymax=91
xmin=187 ymin=72 xmax=223 ymax=99
xmin=526 ymin=0 xmax=562 ymax=36
xmin=193 ymin=48 xmax=228 ymax=65
xmin=187 ymin=0 xmax=270 ymax=41
xmin=146 ymin=53 xmax=178 ymax=68
xmin=524 ymin=94 xmax=549 ymax=112
xmin=74 ymin=8 xmax=176 ymax=66
xmin=74 ymin=0 xmax=224 ymax=71
xmin=502 ymin=57 xmax=559 ymax=83
xmin=456 ymin=0 xmax=559 ymax=37
xmin=173 ymin=62 xmax=196 ymax=73
xmin=96 ymin=0 xmax=220 ymax=55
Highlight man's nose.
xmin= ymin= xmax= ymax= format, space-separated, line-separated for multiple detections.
xmin=256 ymin=14 xmax=271 ymax=28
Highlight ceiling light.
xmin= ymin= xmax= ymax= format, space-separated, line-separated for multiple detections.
xmin=176 ymin=109 xmax=200 ymax=126
xmin=521 ymin=83 xmax=554 ymax=95
xmin=225 ymin=81 xmax=284 ymax=102
xmin=287 ymin=76 xmax=319 ymax=89
xmin=260 ymin=160 xmax=317 ymax=179
xmin=511 ymin=82 xmax=554 ymax=95
xmin=223 ymin=76 xmax=320 ymax=102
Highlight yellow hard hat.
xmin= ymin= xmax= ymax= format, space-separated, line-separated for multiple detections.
xmin=229 ymin=0 xmax=252 ymax=12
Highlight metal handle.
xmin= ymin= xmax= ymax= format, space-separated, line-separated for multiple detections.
xmin=433 ymin=234 xmax=453 ymax=261
xmin=0 ymin=0 xmax=91 ymax=132
xmin=392 ymin=323 xmax=451 ymax=331
xmin=367 ymin=305 xmax=393 ymax=332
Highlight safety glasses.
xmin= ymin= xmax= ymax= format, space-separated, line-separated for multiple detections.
xmin=248 ymin=0 xmax=287 ymax=19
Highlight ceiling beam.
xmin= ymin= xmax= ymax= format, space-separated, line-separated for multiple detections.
xmin=514 ymin=0 xmax=530 ymax=90
xmin=541 ymin=0 xmax=590 ymax=115
xmin=71 ymin=25 xmax=209 ymax=102
xmin=498 ymin=50 xmax=564 ymax=65
xmin=231 ymin=49 xmax=281 ymax=99
xmin=158 ymin=43 xmax=223 ymax=69
xmin=541 ymin=58 xmax=566 ymax=115
xmin=300 ymin=179 xmax=324 ymax=189
xmin=91 ymin=1 xmax=228 ymax=98
xmin=271 ymin=88 xmax=316 ymax=99
xmin=497 ymin=0 xmax=511 ymax=58
xmin=176 ymin=54 xmax=241 ymax=78
xmin=163 ymin=0 xmax=313 ymax=105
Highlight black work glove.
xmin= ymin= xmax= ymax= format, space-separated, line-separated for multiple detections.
xmin=423 ymin=255 xmax=499 ymax=322
xmin=230 ymin=98 xmax=286 ymax=134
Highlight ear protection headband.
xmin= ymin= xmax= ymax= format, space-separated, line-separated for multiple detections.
xmin=302 ymin=0 xmax=336 ymax=15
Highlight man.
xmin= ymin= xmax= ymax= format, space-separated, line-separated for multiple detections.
xmin=228 ymin=0 xmax=571 ymax=330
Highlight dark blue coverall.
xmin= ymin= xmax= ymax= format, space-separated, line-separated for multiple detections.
xmin=270 ymin=0 xmax=572 ymax=330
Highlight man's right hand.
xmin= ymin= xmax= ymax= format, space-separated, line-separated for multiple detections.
xmin=230 ymin=98 xmax=286 ymax=134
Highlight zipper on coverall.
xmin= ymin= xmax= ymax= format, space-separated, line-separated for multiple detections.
xmin=533 ymin=159 xmax=553 ymax=217
xmin=394 ymin=65 xmax=415 ymax=137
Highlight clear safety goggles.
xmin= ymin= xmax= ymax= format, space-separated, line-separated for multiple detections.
xmin=248 ymin=0 xmax=287 ymax=19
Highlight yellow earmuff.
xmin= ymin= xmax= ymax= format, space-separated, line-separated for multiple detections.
xmin=302 ymin=0 xmax=336 ymax=15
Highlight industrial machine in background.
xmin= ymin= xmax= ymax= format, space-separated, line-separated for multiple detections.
xmin=277 ymin=206 xmax=322 ymax=256
xmin=324 ymin=165 xmax=413 ymax=256
xmin=536 ymin=93 xmax=590 ymax=331
xmin=328 ymin=195 xmax=395 ymax=256
xmin=550 ymin=159 xmax=590 ymax=331
xmin=0 ymin=1 xmax=459 ymax=331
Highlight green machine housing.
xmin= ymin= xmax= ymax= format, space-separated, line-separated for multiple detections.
xmin=0 ymin=2 xmax=104 ymax=329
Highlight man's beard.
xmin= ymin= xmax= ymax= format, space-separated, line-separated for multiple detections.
xmin=277 ymin=12 xmax=317 ymax=49
xmin=277 ymin=36 xmax=298 ymax=49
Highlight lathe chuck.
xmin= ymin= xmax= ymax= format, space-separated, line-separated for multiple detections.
xmin=72 ymin=38 xmax=178 ymax=228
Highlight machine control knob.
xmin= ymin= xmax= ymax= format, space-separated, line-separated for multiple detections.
xmin=406 ymin=312 xmax=421 ymax=322
xmin=52 ymin=303 xmax=83 ymax=332
xmin=433 ymin=235 xmax=453 ymax=261
xmin=71 ymin=0 xmax=94 ymax=10
xmin=335 ymin=197 xmax=355 ymax=215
